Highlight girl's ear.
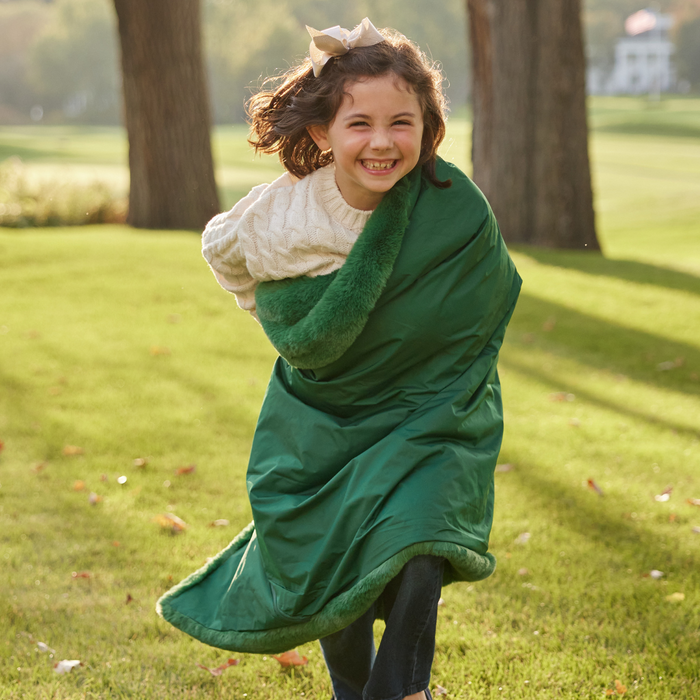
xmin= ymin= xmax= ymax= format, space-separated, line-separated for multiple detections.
xmin=307 ymin=125 xmax=330 ymax=151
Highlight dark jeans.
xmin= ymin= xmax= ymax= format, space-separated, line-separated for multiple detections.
xmin=320 ymin=555 xmax=444 ymax=700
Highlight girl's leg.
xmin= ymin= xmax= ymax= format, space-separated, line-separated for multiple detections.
xmin=320 ymin=603 xmax=377 ymax=700
xmin=363 ymin=555 xmax=444 ymax=700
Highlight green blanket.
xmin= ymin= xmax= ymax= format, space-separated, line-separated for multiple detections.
xmin=157 ymin=158 xmax=521 ymax=654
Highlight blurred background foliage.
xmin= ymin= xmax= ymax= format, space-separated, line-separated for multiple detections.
xmin=0 ymin=0 xmax=699 ymax=126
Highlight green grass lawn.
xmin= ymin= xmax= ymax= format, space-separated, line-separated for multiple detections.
xmin=1 ymin=99 xmax=699 ymax=698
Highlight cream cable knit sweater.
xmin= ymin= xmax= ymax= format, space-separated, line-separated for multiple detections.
xmin=202 ymin=165 xmax=372 ymax=316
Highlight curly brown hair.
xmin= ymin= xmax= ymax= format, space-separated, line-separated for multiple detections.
xmin=246 ymin=28 xmax=451 ymax=189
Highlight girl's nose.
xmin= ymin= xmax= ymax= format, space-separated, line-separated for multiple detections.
xmin=370 ymin=128 xmax=392 ymax=150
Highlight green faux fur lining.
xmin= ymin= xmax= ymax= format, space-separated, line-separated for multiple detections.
xmin=254 ymin=168 xmax=420 ymax=370
xmin=157 ymin=526 xmax=495 ymax=654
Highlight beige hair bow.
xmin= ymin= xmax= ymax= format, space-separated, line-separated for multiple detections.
xmin=306 ymin=17 xmax=385 ymax=77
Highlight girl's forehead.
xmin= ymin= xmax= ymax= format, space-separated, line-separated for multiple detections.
xmin=338 ymin=75 xmax=420 ymax=110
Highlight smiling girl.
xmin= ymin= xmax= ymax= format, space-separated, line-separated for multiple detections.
xmin=158 ymin=19 xmax=521 ymax=700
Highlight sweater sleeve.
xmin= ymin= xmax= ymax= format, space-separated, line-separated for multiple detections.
xmin=202 ymin=172 xmax=296 ymax=314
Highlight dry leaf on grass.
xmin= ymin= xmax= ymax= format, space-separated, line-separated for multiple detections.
xmin=542 ymin=318 xmax=556 ymax=332
xmin=655 ymin=486 xmax=673 ymax=502
xmin=88 ymin=492 xmax=102 ymax=505
xmin=687 ymin=498 xmax=700 ymax=507
xmin=692 ymin=526 xmax=700 ymax=534
xmin=435 ymin=685 xmax=448 ymax=696
xmin=495 ymin=463 xmax=514 ymax=473
xmin=154 ymin=513 xmax=187 ymax=533
xmin=209 ymin=519 xmax=230 ymax=527
xmin=53 ymin=660 xmax=81 ymax=674
xmin=117 ymin=475 xmax=128 ymax=484
xmin=175 ymin=464 xmax=196 ymax=476
xmin=71 ymin=571 xmax=91 ymax=579
xmin=73 ymin=480 xmax=85 ymax=492
xmin=514 ymin=532 xmax=531 ymax=545
xmin=150 ymin=346 xmax=171 ymax=356
xmin=37 ymin=642 xmax=55 ymax=653
xmin=614 ymin=679 xmax=627 ymax=694
xmin=437 ymin=597 xmax=446 ymax=606
xmin=126 ymin=593 xmax=134 ymax=604
xmin=587 ymin=479 xmax=604 ymax=497
xmin=666 ymin=592 xmax=685 ymax=602
xmin=31 ymin=462 xmax=47 ymax=474
xmin=273 ymin=650 xmax=308 ymax=667
xmin=518 ymin=568 xmax=529 ymax=576
xmin=549 ymin=392 xmax=575 ymax=402
xmin=650 ymin=569 xmax=664 ymax=579
xmin=0 ymin=439 xmax=4 ymax=454
xmin=63 ymin=445 xmax=84 ymax=456
xmin=657 ymin=357 xmax=684 ymax=371
xmin=133 ymin=457 xmax=148 ymax=468
xmin=197 ymin=658 xmax=240 ymax=676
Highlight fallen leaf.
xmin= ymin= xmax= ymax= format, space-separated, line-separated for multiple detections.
xmin=133 ymin=457 xmax=148 ymax=468
xmin=606 ymin=690 xmax=615 ymax=696
xmin=514 ymin=532 xmax=531 ymax=545
xmin=669 ymin=513 xmax=677 ymax=522
xmin=657 ymin=357 xmax=684 ymax=371
xmin=522 ymin=333 xmax=535 ymax=344
xmin=273 ymin=650 xmax=308 ymax=667
xmin=36 ymin=642 xmax=55 ymax=653
xmin=587 ymin=479 xmax=604 ymax=497
xmin=614 ymin=679 xmax=627 ymax=695
xmin=549 ymin=392 xmax=575 ymax=402
xmin=495 ymin=463 xmax=513 ymax=473
xmin=542 ymin=317 xmax=556 ymax=332
xmin=666 ymin=592 xmax=685 ymax=602
xmin=437 ymin=597 xmax=446 ymax=606
xmin=655 ymin=486 xmax=673 ymax=502
xmin=650 ymin=569 xmax=664 ymax=579
xmin=569 ymin=417 xmax=581 ymax=427
xmin=150 ymin=346 xmax=171 ymax=356
xmin=435 ymin=685 xmax=448 ymax=696
xmin=73 ymin=480 xmax=86 ymax=492
xmin=692 ymin=526 xmax=700 ymax=534
xmin=197 ymin=658 xmax=240 ymax=676
xmin=518 ymin=568 xmax=529 ymax=576
xmin=209 ymin=519 xmax=230 ymax=527
xmin=53 ymin=660 xmax=81 ymax=674
xmin=100 ymin=473 xmax=108 ymax=482
xmin=112 ymin=541 xmax=120 ymax=547
xmin=71 ymin=571 xmax=91 ymax=579
xmin=687 ymin=498 xmax=700 ymax=507
xmin=154 ymin=513 xmax=187 ymax=533
xmin=63 ymin=445 xmax=84 ymax=456
xmin=88 ymin=492 xmax=102 ymax=506
xmin=175 ymin=464 xmax=196 ymax=476
xmin=0 ymin=440 xmax=4 ymax=453
xmin=126 ymin=593 xmax=134 ymax=604
xmin=31 ymin=461 xmax=47 ymax=474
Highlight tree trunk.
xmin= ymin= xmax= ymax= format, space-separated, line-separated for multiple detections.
xmin=467 ymin=0 xmax=600 ymax=250
xmin=113 ymin=0 xmax=219 ymax=229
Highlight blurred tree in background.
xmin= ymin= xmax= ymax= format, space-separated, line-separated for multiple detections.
xmin=113 ymin=0 xmax=219 ymax=229
xmin=675 ymin=14 xmax=700 ymax=89
xmin=468 ymin=0 xmax=600 ymax=250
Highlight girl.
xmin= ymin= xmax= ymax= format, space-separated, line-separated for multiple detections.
xmin=158 ymin=18 xmax=521 ymax=700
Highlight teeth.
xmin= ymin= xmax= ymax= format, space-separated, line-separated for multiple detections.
xmin=362 ymin=160 xmax=396 ymax=170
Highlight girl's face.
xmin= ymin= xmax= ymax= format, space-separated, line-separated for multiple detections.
xmin=307 ymin=74 xmax=424 ymax=211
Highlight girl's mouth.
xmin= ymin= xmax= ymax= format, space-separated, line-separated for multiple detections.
xmin=361 ymin=160 xmax=398 ymax=171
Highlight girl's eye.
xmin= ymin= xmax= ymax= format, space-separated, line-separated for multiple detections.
xmin=350 ymin=121 xmax=369 ymax=127
xmin=394 ymin=120 xmax=411 ymax=126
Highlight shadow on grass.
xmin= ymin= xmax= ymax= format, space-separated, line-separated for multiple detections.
xmin=508 ymin=293 xmax=700 ymax=399
xmin=500 ymin=458 xmax=700 ymax=576
xmin=502 ymin=355 xmax=699 ymax=439
xmin=514 ymin=247 xmax=700 ymax=297
xmin=592 ymin=121 xmax=700 ymax=140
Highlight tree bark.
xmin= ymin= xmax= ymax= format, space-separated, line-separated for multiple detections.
xmin=467 ymin=0 xmax=600 ymax=250
xmin=113 ymin=0 xmax=219 ymax=229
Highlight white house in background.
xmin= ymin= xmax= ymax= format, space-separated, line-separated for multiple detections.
xmin=587 ymin=9 xmax=676 ymax=95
